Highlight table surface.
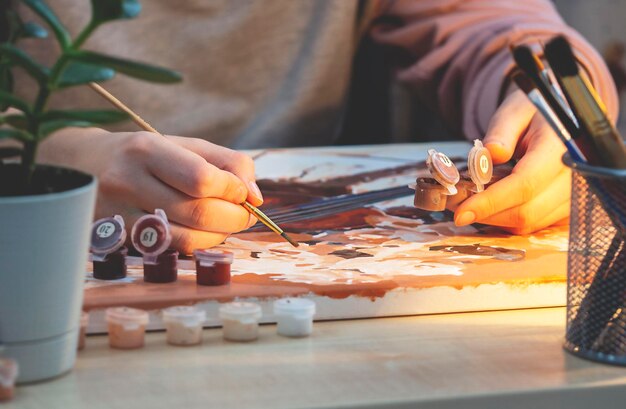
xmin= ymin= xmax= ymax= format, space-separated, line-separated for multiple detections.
xmin=8 ymin=307 xmax=626 ymax=409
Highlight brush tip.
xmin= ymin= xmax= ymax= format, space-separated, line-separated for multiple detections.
xmin=281 ymin=232 xmax=299 ymax=248
xmin=511 ymin=45 xmax=541 ymax=79
xmin=545 ymin=35 xmax=579 ymax=77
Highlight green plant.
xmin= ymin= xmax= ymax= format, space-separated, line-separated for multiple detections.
xmin=0 ymin=0 xmax=181 ymax=190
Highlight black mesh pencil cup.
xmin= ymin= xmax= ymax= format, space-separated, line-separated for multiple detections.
xmin=563 ymin=154 xmax=626 ymax=365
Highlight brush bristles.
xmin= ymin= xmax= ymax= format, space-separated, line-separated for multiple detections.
xmin=512 ymin=45 xmax=542 ymax=80
xmin=511 ymin=69 xmax=536 ymax=94
xmin=545 ymin=35 xmax=579 ymax=77
xmin=281 ymin=232 xmax=299 ymax=248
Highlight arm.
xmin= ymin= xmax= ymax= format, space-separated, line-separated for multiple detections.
xmin=371 ymin=0 xmax=619 ymax=233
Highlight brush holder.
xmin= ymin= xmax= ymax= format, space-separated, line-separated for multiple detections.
xmin=563 ymin=154 xmax=626 ymax=365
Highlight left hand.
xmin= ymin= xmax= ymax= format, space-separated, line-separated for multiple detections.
xmin=451 ymin=89 xmax=571 ymax=234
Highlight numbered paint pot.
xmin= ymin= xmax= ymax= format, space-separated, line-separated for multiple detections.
xmin=131 ymin=209 xmax=178 ymax=283
xmin=91 ymin=215 xmax=128 ymax=280
xmin=78 ymin=311 xmax=89 ymax=350
xmin=193 ymin=249 xmax=234 ymax=286
xmin=105 ymin=307 xmax=149 ymax=350
xmin=466 ymin=140 xmax=493 ymax=193
xmin=412 ymin=178 xmax=450 ymax=211
xmin=219 ymin=302 xmax=263 ymax=342
xmin=0 ymin=358 xmax=18 ymax=402
xmin=426 ymin=148 xmax=460 ymax=195
xmin=162 ymin=306 xmax=206 ymax=346
xmin=273 ymin=298 xmax=316 ymax=338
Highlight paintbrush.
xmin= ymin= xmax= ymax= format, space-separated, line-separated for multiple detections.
xmin=511 ymin=69 xmax=586 ymax=162
xmin=88 ymin=82 xmax=299 ymax=248
xmin=544 ymin=36 xmax=626 ymax=169
xmin=511 ymin=45 xmax=601 ymax=164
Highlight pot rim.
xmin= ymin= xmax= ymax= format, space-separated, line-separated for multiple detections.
xmin=0 ymin=164 xmax=96 ymax=204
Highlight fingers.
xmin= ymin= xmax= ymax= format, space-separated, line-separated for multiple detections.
xmin=471 ymin=169 xmax=571 ymax=233
xmin=483 ymin=90 xmax=536 ymax=164
xmin=456 ymin=116 xmax=566 ymax=226
xmin=124 ymin=132 xmax=248 ymax=204
xmin=167 ymin=135 xmax=264 ymax=206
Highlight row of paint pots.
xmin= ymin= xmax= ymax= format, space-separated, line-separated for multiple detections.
xmin=80 ymin=298 xmax=317 ymax=350
xmin=90 ymin=210 xmax=233 ymax=285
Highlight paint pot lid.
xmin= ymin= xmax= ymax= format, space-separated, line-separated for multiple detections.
xmin=80 ymin=311 xmax=89 ymax=327
xmin=426 ymin=149 xmax=459 ymax=194
xmin=193 ymin=249 xmax=234 ymax=265
xmin=105 ymin=307 xmax=149 ymax=325
xmin=130 ymin=209 xmax=171 ymax=263
xmin=91 ymin=215 xmax=126 ymax=258
xmin=0 ymin=358 xmax=18 ymax=385
xmin=219 ymin=302 xmax=262 ymax=321
xmin=274 ymin=298 xmax=316 ymax=316
xmin=467 ymin=139 xmax=493 ymax=191
xmin=162 ymin=306 xmax=206 ymax=324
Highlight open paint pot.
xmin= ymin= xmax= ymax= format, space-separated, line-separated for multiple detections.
xmin=162 ymin=306 xmax=206 ymax=346
xmin=219 ymin=302 xmax=263 ymax=342
xmin=193 ymin=249 xmax=234 ymax=286
xmin=413 ymin=149 xmax=461 ymax=211
xmin=273 ymin=298 xmax=316 ymax=338
xmin=426 ymin=148 xmax=460 ymax=195
xmin=131 ymin=209 xmax=178 ymax=283
xmin=78 ymin=311 xmax=89 ymax=350
xmin=466 ymin=139 xmax=493 ymax=193
xmin=0 ymin=358 xmax=18 ymax=402
xmin=105 ymin=307 xmax=149 ymax=350
xmin=90 ymin=215 xmax=128 ymax=280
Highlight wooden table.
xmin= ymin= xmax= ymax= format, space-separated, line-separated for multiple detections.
xmin=8 ymin=307 xmax=626 ymax=409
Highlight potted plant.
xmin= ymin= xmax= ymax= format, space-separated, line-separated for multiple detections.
xmin=0 ymin=0 xmax=181 ymax=382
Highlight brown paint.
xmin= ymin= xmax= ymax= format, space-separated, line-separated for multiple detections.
xmin=196 ymin=261 xmax=231 ymax=286
xmin=144 ymin=249 xmax=178 ymax=283
xmin=93 ymin=246 xmax=128 ymax=280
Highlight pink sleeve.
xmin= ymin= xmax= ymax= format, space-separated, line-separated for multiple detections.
xmin=370 ymin=0 xmax=619 ymax=140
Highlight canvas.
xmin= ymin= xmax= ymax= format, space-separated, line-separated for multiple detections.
xmin=83 ymin=142 xmax=568 ymax=333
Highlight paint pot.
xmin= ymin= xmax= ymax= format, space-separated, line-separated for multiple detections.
xmin=273 ymin=298 xmax=316 ymax=338
xmin=412 ymin=178 xmax=450 ymax=211
xmin=193 ymin=249 xmax=234 ymax=286
xmin=91 ymin=215 xmax=128 ymax=280
xmin=466 ymin=140 xmax=493 ymax=193
xmin=78 ymin=311 xmax=89 ymax=350
xmin=219 ymin=302 xmax=263 ymax=342
xmin=131 ymin=209 xmax=177 ymax=283
xmin=162 ymin=306 xmax=206 ymax=346
xmin=105 ymin=307 xmax=149 ymax=350
xmin=0 ymin=358 xmax=18 ymax=402
xmin=426 ymin=148 xmax=460 ymax=195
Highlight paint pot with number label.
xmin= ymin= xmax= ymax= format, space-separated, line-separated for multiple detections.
xmin=78 ymin=311 xmax=89 ymax=350
xmin=193 ymin=249 xmax=234 ymax=286
xmin=274 ymin=298 xmax=316 ymax=338
xmin=131 ymin=209 xmax=178 ymax=283
xmin=162 ymin=306 xmax=206 ymax=346
xmin=91 ymin=215 xmax=128 ymax=280
xmin=105 ymin=307 xmax=149 ymax=350
xmin=219 ymin=302 xmax=262 ymax=342
xmin=412 ymin=178 xmax=451 ymax=211
xmin=0 ymin=358 xmax=18 ymax=402
xmin=426 ymin=149 xmax=460 ymax=195
xmin=466 ymin=140 xmax=493 ymax=193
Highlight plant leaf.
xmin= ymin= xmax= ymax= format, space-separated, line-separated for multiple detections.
xmin=22 ymin=22 xmax=48 ymax=39
xmin=0 ymin=128 xmax=32 ymax=142
xmin=39 ymin=119 xmax=94 ymax=138
xmin=0 ymin=146 xmax=23 ymax=159
xmin=0 ymin=90 xmax=31 ymax=114
xmin=0 ymin=44 xmax=49 ymax=83
xmin=90 ymin=0 xmax=141 ymax=25
xmin=4 ymin=114 xmax=28 ymax=129
xmin=67 ymin=50 xmax=182 ymax=83
xmin=21 ymin=0 xmax=71 ymax=49
xmin=41 ymin=109 xmax=128 ymax=124
xmin=57 ymin=61 xmax=115 ymax=88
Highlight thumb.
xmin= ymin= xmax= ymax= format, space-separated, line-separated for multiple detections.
xmin=483 ymin=89 xmax=536 ymax=164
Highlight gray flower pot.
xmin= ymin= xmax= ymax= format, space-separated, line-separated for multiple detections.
xmin=0 ymin=165 xmax=96 ymax=383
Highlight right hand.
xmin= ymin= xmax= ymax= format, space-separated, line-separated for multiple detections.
xmin=39 ymin=128 xmax=263 ymax=254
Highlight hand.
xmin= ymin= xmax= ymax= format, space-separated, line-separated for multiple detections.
xmin=39 ymin=129 xmax=263 ymax=253
xmin=452 ymin=89 xmax=571 ymax=234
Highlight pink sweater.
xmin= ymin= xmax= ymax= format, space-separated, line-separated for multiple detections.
xmin=20 ymin=0 xmax=617 ymax=148
xmin=372 ymin=0 xmax=619 ymax=140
